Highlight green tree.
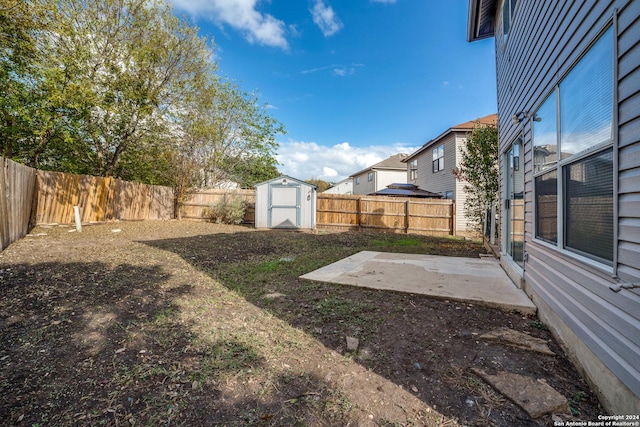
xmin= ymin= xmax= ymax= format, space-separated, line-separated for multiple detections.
xmin=1 ymin=0 xmax=284 ymax=214
xmin=226 ymin=153 xmax=280 ymax=187
xmin=169 ymin=77 xmax=284 ymax=216
xmin=0 ymin=0 xmax=69 ymax=164
xmin=50 ymin=0 xmax=214 ymax=176
xmin=453 ymin=121 xmax=499 ymax=232
xmin=305 ymin=178 xmax=331 ymax=192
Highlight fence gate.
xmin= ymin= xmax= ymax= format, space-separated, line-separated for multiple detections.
xmin=268 ymin=183 xmax=300 ymax=228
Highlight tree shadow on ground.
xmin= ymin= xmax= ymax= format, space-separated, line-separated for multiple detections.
xmin=140 ymin=230 xmax=600 ymax=426
xmin=0 ymin=256 xmax=379 ymax=426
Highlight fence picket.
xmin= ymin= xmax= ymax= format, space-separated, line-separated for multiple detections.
xmin=2 ymin=155 xmax=456 ymax=253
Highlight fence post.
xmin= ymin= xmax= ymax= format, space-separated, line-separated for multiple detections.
xmin=405 ymin=199 xmax=410 ymax=234
xmin=356 ymin=197 xmax=361 ymax=230
xmin=451 ymin=201 xmax=456 ymax=236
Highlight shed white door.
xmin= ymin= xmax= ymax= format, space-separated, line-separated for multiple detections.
xmin=269 ymin=184 xmax=300 ymax=228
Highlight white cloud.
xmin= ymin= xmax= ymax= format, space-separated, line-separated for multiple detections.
xmin=276 ymin=140 xmax=419 ymax=182
xmin=310 ymin=0 xmax=343 ymax=37
xmin=171 ymin=0 xmax=288 ymax=49
xmin=301 ymin=63 xmax=364 ymax=76
xmin=322 ymin=166 xmax=338 ymax=178
xmin=300 ymin=65 xmax=334 ymax=74
xmin=333 ymin=67 xmax=359 ymax=76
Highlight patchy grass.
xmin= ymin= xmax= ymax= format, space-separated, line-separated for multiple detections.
xmin=0 ymin=222 xmax=601 ymax=426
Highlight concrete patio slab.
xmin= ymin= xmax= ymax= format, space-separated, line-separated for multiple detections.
xmin=300 ymin=251 xmax=536 ymax=314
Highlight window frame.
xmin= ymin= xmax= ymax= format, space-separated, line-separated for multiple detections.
xmin=409 ymin=159 xmax=418 ymax=180
xmin=497 ymin=0 xmax=518 ymax=48
xmin=531 ymin=23 xmax=616 ymax=271
xmin=355 ymin=177 xmax=360 ymax=185
xmin=367 ymin=172 xmax=373 ymax=182
xmin=432 ymin=144 xmax=444 ymax=173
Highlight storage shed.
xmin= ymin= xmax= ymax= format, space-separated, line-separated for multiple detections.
xmin=254 ymin=176 xmax=316 ymax=229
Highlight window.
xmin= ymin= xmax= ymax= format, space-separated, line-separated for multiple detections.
xmin=533 ymin=26 xmax=614 ymax=265
xmin=432 ymin=144 xmax=444 ymax=172
xmin=498 ymin=0 xmax=518 ymax=44
xmin=368 ymin=172 xmax=373 ymax=181
xmin=564 ymin=149 xmax=613 ymax=262
xmin=534 ymin=170 xmax=557 ymax=244
xmin=445 ymin=191 xmax=454 ymax=200
xmin=533 ymin=92 xmax=558 ymax=173
xmin=355 ymin=177 xmax=360 ymax=185
xmin=409 ymin=160 xmax=418 ymax=180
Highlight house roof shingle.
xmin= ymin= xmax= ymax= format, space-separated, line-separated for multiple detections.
xmin=349 ymin=153 xmax=409 ymax=178
xmin=404 ymin=114 xmax=497 ymax=162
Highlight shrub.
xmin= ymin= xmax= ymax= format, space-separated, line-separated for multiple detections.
xmin=207 ymin=193 xmax=248 ymax=224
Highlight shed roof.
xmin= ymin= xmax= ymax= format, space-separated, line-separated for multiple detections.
xmin=404 ymin=114 xmax=497 ymax=162
xmin=253 ymin=175 xmax=316 ymax=188
xmin=349 ymin=153 xmax=409 ymax=178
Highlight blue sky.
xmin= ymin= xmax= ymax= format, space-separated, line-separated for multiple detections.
xmin=170 ymin=0 xmax=497 ymax=182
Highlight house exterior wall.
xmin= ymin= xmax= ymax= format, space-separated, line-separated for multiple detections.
xmin=454 ymin=133 xmax=472 ymax=231
xmin=353 ymin=170 xmax=406 ymax=195
xmin=324 ymin=178 xmax=353 ymax=195
xmin=492 ymin=0 xmax=640 ymax=412
xmin=408 ymin=149 xmax=430 ymax=187
xmin=352 ymin=171 xmax=376 ymax=195
xmin=375 ymin=170 xmax=408 ymax=193
xmin=411 ymin=133 xmax=472 ymax=232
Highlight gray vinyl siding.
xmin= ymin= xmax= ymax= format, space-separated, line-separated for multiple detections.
xmin=416 ymin=134 xmax=457 ymax=195
xmin=413 ymin=150 xmax=432 ymax=189
xmin=352 ymin=172 xmax=375 ymax=195
xmin=353 ymin=170 xmax=406 ymax=195
xmin=413 ymin=132 xmax=473 ymax=232
xmin=496 ymin=0 xmax=640 ymax=400
xmin=454 ymin=134 xmax=472 ymax=231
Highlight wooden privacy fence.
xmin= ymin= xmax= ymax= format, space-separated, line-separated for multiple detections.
xmin=180 ymin=191 xmax=455 ymax=236
xmin=180 ymin=188 xmax=255 ymax=223
xmin=35 ymin=170 xmax=174 ymax=224
xmin=316 ymin=194 xmax=455 ymax=236
xmin=1 ymin=157 xmax=37 ymax=251
xmin=2 ymin=152 xmax=457 ymax=253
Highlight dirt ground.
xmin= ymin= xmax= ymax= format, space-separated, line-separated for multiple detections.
xmin=0 ymin=221 xmax=601 ymax=426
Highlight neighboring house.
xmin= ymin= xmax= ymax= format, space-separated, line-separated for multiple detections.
xmin=403 ymin=114 xmax=497 ymax=232
xmin=350 ymin=154 xmax=409 ymax=195
xmin=323 ymin=177 xmax=353 ymax=195
xmin=468 ymin=0 xmax=640 ymax=413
